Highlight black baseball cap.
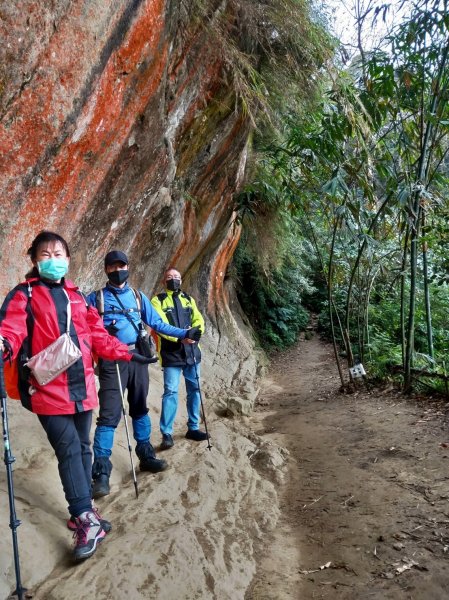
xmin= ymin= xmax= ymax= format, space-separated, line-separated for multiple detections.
xmin=104 ymin=250 xmax=129 ymax=267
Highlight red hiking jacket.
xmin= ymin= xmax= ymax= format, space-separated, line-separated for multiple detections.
xmin=0 ymin=278 xmax=132 ymax=415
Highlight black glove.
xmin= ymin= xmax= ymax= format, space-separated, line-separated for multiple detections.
xmin=185 ymin=326 xmax=201 ymax=342
xmin=1 ymin=337 xmax=12 ymax=362
xmin=129 ymin=351 xmax=156 ymax=365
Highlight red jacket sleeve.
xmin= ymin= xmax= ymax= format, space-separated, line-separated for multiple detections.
xmin=0 ymin=287 xmax=29 ymax=360
xmin=86 ymin=305 xmax=132 ymax=362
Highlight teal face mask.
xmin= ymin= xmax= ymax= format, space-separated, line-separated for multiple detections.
xmin=37 ymin=258 xmax=69 ymax=281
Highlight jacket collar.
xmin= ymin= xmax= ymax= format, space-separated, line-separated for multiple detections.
xmin=106 ymin=281 xmax=130 ymax=294
xmin=23 ymin=277 xmax=78 ymax=290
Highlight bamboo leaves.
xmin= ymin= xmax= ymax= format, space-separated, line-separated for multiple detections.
xmin=232 ymin=0 xmax=449 ymax=393
xmin=276 ymin=0 xmax=449 ymax=390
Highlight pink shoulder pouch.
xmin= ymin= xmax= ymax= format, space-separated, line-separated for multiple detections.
xmin=25 ymin=289 xmax=82 ymax=386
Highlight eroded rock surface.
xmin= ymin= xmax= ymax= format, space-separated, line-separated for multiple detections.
xmin=0 ymin=0 xmax=255 ymax=393
xmin=0 ymin=2 xmax=270 ymax=595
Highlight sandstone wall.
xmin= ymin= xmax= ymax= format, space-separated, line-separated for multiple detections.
xmin=0 ymin=0 xmax=260 ymax=401
xmin=0 ymin=3 xmax=290 ymax=597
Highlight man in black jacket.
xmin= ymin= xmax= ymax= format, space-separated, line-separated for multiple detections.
xmin=151 ymin=268 xmax=208 ymax=450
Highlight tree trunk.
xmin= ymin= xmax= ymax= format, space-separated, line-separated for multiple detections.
xmin=400 ymin=224 xmax=410 ymax=372
xmin=421 ymin=209 xmax=434 ymax=360
xmin=404 ymin=204 xmax=421 ymax=392
xmin=328 ymin=215 xmax=346 ymax=388
xmin=344 ymin=194 xmax=392 ymax=365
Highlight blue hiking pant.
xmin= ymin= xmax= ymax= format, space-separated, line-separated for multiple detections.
xmin=160 ymin=364 xmax=201 ymax=435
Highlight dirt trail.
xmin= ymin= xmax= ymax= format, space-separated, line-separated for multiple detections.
xmin=247 ymin=332 xmax=449 ymax=600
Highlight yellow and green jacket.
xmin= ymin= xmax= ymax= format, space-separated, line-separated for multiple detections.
xmin=151 ymin=290 xmax=205 ymax=367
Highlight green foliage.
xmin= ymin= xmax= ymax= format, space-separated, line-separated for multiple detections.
xmin=233 ymin=210 xmax=315 ymax=349
xmin=227 ymin=0 xmax=334 ymax=351
xmin=364 ymin=329 xmax=403 ymax=380
xmin=232 ymin=0 xmax=449 ymax=394
xmin=192 ymin=0 xmax=334 ymax=125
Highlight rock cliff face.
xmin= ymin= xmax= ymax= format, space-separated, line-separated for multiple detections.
xmin=0 ymin=3 xmax=280 ymax=598
xmin=0 ymin=0 xmax=259 ymax=398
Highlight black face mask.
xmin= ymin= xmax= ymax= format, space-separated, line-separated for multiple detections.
xmin=166 ymin=279 xmax=181 ymax=292
xmin=108 ymin=269 xmax=129 ymax=286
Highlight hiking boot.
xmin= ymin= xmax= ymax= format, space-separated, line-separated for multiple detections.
xmin=92 ymin=474 xmax=110 ymax=499
xmin=91 ymin=457 xmax=112 ymax=499
xmin=185 ymin=429 xmax=208 ymax=442
xmin=72 ymin=511 xmax=106 ymax=561
xmin=67 ymin=507 xmax=112 ymax=533
xmin=136 ymin=442 xmax=168 ymax=473
xmin=159 ymin=434 xmax=174 ymax=451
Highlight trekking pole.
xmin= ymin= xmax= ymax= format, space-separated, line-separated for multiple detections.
xmin=115 ymin=362 xmax=139 ymax=498
xmin=0 ymin=357 xmax=27 ymax=600
xmin=192 ymin=347 xmax=212 ymax=451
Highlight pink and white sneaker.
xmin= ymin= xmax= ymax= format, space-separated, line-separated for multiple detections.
xmin=72 ymin=511 xmax=106 ymax=560
xmin=67 ymin=507 xmax=112 ymax=533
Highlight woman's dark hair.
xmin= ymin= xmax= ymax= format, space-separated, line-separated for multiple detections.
xmin=25 ymin=231 xmax=70 ymax=279
xmin=27 ymin=231 xmax=71 ymax=261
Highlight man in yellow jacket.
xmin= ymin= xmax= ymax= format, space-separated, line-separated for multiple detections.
xmin=151 ymin=267 xmax=208 ymax=450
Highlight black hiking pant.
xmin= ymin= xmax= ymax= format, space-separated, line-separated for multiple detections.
xmin=96 ymin=358 xmax=149 ymax=427
xmin=38 ymin=410 xmax=92 ymax=517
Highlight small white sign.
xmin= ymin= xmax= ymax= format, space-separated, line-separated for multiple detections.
xmin=349 ymin=363 xmax=366 ymax=379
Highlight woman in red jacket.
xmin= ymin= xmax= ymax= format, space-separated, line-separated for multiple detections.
xmin=0 ymin=231 xmax=146 ymax=561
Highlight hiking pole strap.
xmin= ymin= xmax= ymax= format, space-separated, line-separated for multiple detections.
xmin=115 ymin=362 xmax=139 ymax=498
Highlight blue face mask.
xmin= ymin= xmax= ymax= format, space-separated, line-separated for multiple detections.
xmin=37 ymin=258 xmax=69 ymax=281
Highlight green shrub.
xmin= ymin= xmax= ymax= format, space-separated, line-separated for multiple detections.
xmin=233 ymin=218 xmax=315 ymax=349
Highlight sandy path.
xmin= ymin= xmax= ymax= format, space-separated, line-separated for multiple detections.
xmin=1 ymin=373 xmax=282 ymax=600
xmin=247 ymin=332 xmax=449 ymax=599
xmin=3 ymin=333 xmax=449 ymax=599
